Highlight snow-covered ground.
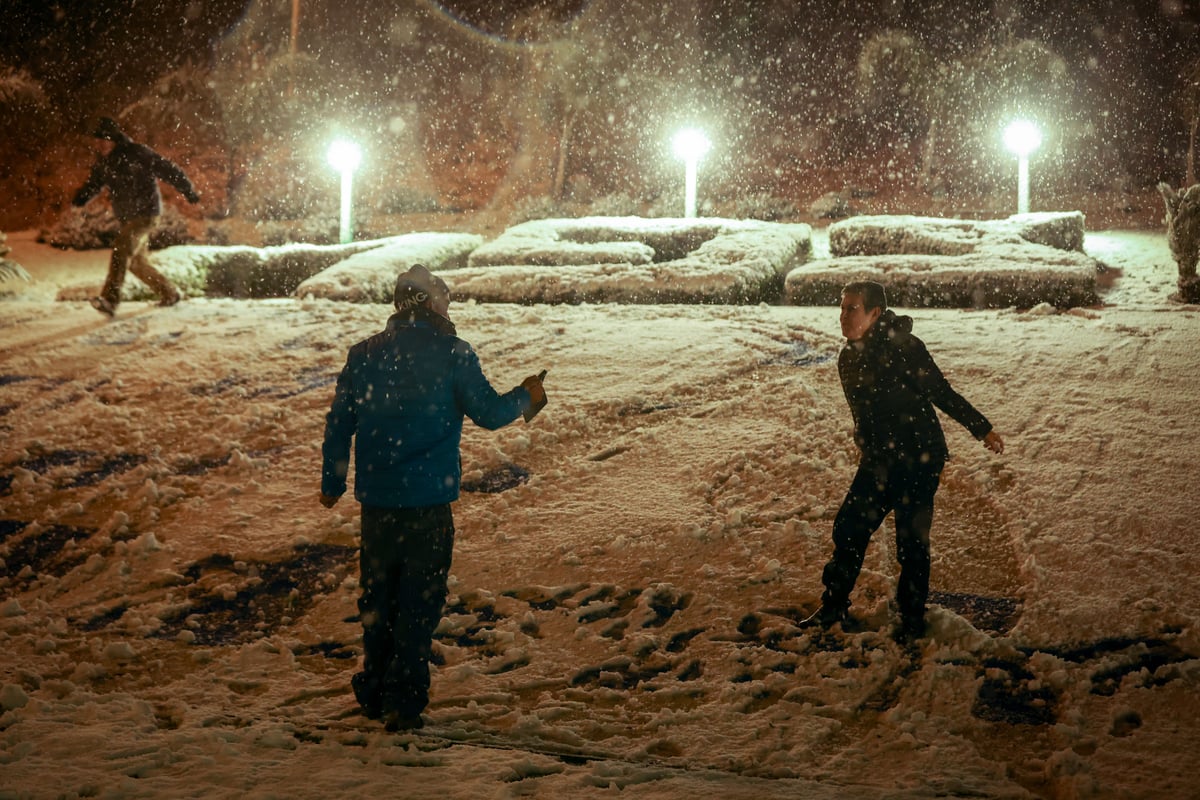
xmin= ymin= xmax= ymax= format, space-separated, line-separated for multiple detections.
xmin=1 ymin=226 xmax=1198 ymax=799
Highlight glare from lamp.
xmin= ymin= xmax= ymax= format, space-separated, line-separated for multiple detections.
xmin=671 ymin=128 xmax=712 ymax=218
xmin=1003 ymin=119 xmax=1042 ymax=157
xmin=672 ymin=128 xmax=712 ymax=162
xmin=1002 ymin=120 xmax=1041 ymax=214
xmin=327 ymin=139 xmax=362 ymax=243
xmin=327 ymin=138 xmax=362 ymax=173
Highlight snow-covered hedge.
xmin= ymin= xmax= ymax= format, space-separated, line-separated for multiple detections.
xmin=153 ymin=240 xmax=397 ymax=298
xmin=827 ymin=212 xmax=1086 ymax=257
xmin=55 ymin=238 xmax=403 ymax=302
xmin=448 ymin=217 xmax=812 ymax=304
xmin=1 ymin=232 xmax=30 ymax=296
xmin=41 ymin=203 xmax=194 ymax=251
xmin=787 ymin=212 xmax=1100 ymax=308
xmin=0 ymin=260 xmax=31 ymax=296
xmin=294 ymin=232 xmax=484 ymax=302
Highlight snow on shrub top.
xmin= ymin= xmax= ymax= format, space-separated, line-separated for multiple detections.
xmin=789 ymin=212 xmax=1098 ymax=308
xmin=294 ymin=232 xmax=485 ymax=303
xmin=451 ymin=217 xmax=812 ymax=305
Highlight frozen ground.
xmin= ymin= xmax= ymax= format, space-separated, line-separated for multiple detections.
xmin=1 ymin=226 xmax=1198 ymax=799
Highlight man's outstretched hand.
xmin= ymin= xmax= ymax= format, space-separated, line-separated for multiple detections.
xmin=983 ymin=430 xmax=1005 ymax=454
xmin=319 ymin=492 xmax=340 ymax=508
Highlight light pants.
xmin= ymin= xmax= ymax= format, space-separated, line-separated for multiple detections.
xmin=101 ymin=216 xmax=177 ymax=306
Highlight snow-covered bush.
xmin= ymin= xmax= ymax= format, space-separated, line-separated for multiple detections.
xmin=828 ymin=212 xmax=1086 ymax=257
xmin=447 ymin=216 xmax=811 ymax=305
xmin=0 ymin=66 xmax=44 ymax=106
xmin=294 ymin=233 xmax=484 ymax=302
xmin=373 ymin=186 xmax=443 ymax=216
xmin=40 ymin=204 xmax=194 ymax=251
xmin=1157 ymin=182 xmax=1200 ymax=302
xmin=809 ymin=191 xmax=854 ymax=220
xmin=147 ymin=239 xmax=397 ymax=299
xmin=787 ymin=212 xmax=1099 ymax=308
xmin=0 ymin=258 xmax=29 ymax=295
xmin=0 ymin=231 xmax=31 ymax=295
xmin=586 ymin=192 xmax=644 ymax=218
xmin=508 ymin=195 xmax=568 ymax=227
xmin=255 ymin=217 xmax=340 ymax=247
xmin=39 ymin=204 xmax=116 ymax=250
xmin=725 ymin=193 xmax=800 ymax=222
xmin=646 ymin=191 xmax=693 ymax=219
xmin=0 ymin=65 xmax=56 ymax=155
xmin=51 ymin=237 xmax=408 ymax=303
xmin=120 ymin=64 xmax=224 ymax=145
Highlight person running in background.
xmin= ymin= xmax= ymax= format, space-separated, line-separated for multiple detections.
xmin=804 ymin=280 xmax=1005 ymax=644
xmin=320 ymin=264 xmax=547 ymax=731
xmin=73 ymin=116 xmax=200 ymax=316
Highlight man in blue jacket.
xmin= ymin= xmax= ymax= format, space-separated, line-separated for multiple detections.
xmin=73 ymin=116 xmax=200 ymax=316
xmin=804 ymin=281 xmax=1004 ymax=644
xmin=320 ymin=264 xmax=546 ymax=731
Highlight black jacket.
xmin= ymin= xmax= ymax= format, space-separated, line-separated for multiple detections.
xmin=838 ymin=309 xmax=992 ymax=463
xmin=73 ymin=122 xmax=198 ymax=222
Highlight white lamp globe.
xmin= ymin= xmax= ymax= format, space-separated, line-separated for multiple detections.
xmin=672 ymin=128 xmax=712 ymax=162
xmin=327 ymin=138 xmax=362 ymax=173
xmin=1003 ymin=120 xmax=1042 ymax=157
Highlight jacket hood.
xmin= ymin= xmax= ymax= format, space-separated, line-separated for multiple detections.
xmin=92 ymin=117 xmax=130 ymax=143
xmin=388 ymin=305 xmax=457 ymax=338
xmin=874 ymin=308 xmax=914 ymax=338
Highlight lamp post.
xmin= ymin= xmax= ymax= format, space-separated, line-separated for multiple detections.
xmin=327 ymin=138 xmax=362 ymax=243
xmin=1002 ymin=119 xmax=1042 ymax=215
xmin=672 ymin=128 xmax=711 ymax=218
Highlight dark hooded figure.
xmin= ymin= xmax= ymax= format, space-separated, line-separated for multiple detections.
xmin=803 ymin=280 xmax=1005 ymax=644
xmin=320 ymin=264 xmax=547 ymax=732
xmin=72 ymin=116 xmax=200 ymax=316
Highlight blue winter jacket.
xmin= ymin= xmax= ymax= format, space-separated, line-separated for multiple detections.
xmin=321 ymin=313 xmax=530 ymax=508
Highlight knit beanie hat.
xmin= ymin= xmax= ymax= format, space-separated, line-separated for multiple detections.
xmin=93 ymin=117 xmax=125 ymax=141
xmin=394 ymin=264 xmax=448 ymax=311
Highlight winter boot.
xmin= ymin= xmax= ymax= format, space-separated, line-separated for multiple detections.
xmin=799 ymin=604 xmax=847 ymax=630
xmin=894 ymin=616 xmax=927 ymax=646
xmin=90 ymin=296 xmax=116 ymax=317
xmin=382 ymin=710 xmax=425 ymax=732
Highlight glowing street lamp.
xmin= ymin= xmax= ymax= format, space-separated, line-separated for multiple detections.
xmin=1003 ymin=119 xmax=1042 ymax=215
xmin=327 ymin=138 xmax=362 ymax=243
xmin=672 ymin=127 xmax=711 ymax=218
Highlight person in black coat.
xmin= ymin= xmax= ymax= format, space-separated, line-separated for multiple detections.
xmin=804 ymin=281 xmax=1005 ymax=643
xmin=73 ymin=116 xmax=200 ymax=316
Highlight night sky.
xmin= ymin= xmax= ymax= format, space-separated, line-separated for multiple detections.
xmin=3 ymin=0 xmax=1196 ymax=121
xmin=1 ymin=0 xmax=1197 ymax=227
xmin=0 ymin=1 xmax=604 ymax=123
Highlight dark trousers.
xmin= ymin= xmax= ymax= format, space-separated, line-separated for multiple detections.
xmin=820 ymin=454 xmax=944 ymax=625
xmin=354 ymin=503 xmax=454 ymax=718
